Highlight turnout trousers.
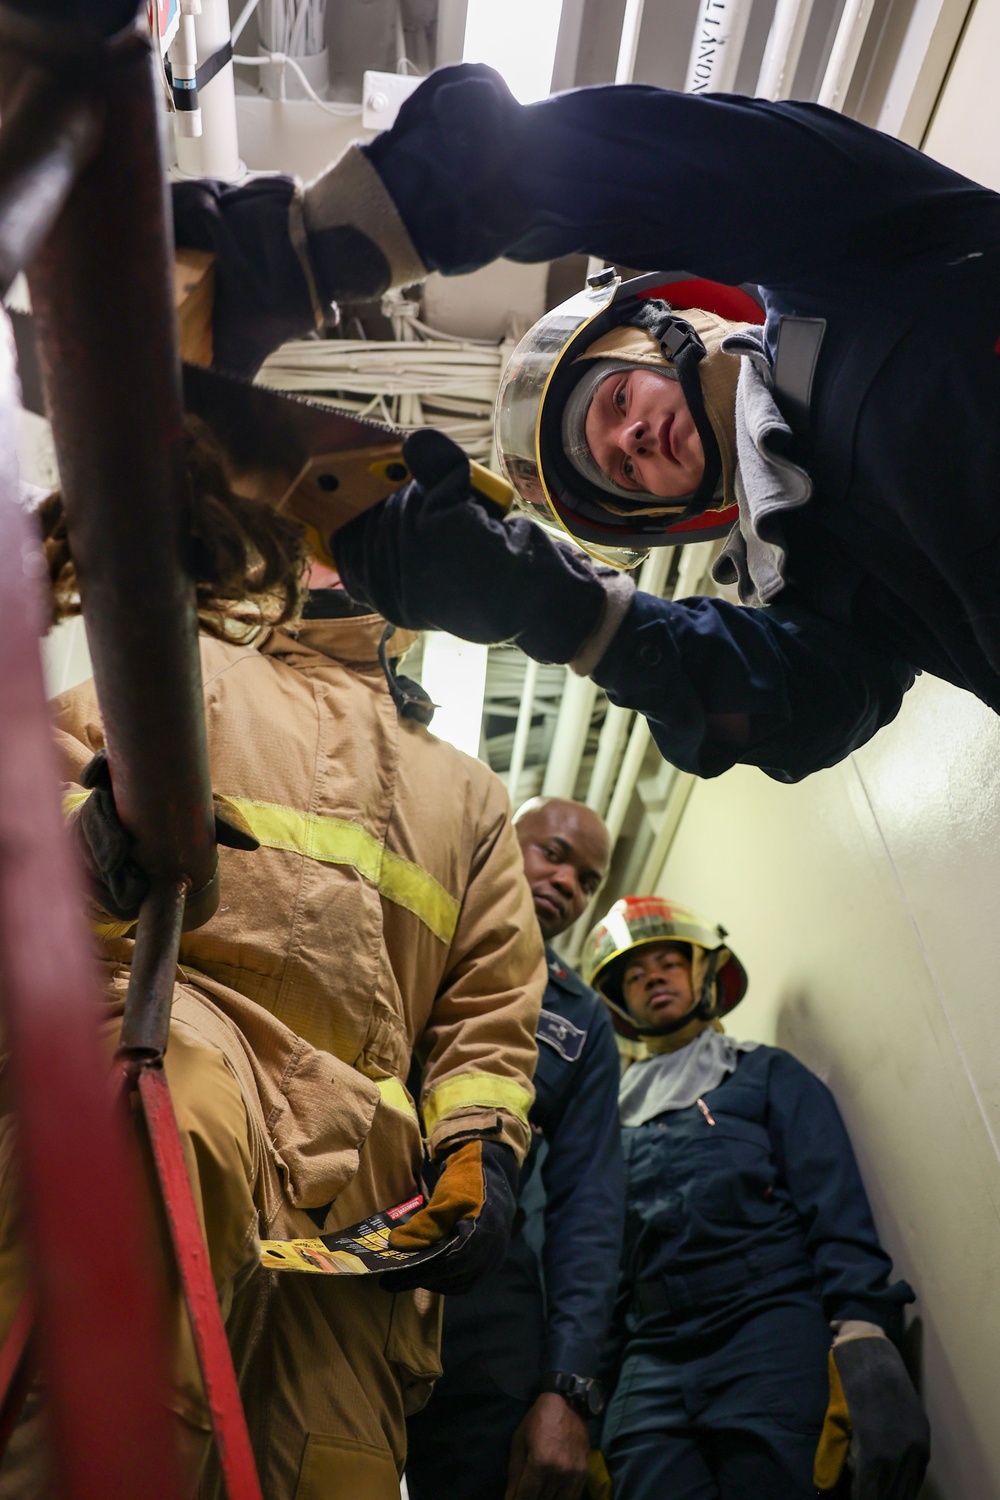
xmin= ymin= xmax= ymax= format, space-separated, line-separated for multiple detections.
xmin=0 ymin=1010 xmax=439 ymax=1500
xmin=603 ymin=1294 xmax=830 ymax=1500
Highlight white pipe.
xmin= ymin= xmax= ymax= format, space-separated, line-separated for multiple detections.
xmin=171 ymin=5 xmax=203 ymax=139
xmin=586 ymin=704 xmax=630 ymax=816
xmin=673 ymin=539 xmax=716 ymax=600
xmin=615 ymin=0 xmax=646 ymax=84
xmin=756 ymin=0 xmax=816 ymax=99
xmin=542 ymin=671 xmax=599 ymax=798
xmin=817 ymin=0 xmax=877 ymax=111
xmin=174 ymin=0 xmax=243 ymax=179
xmin=506 ymin=657 xmax=540 ymax=804
xmin=637 ymin=771 xmax=695 ymax=891
xmin=231 ymin=0 xmax=263 ymax=46
xmin=685 ymin=0 xmax=755 ymax=95
xmin=560 ymin=711 xmax=652 ymax=963
xmin=583 ymin=546 xmax=671 ymax=815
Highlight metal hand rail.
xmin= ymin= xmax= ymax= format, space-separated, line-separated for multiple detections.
xmin=0 ymin=3 xmax=262 ymax=1493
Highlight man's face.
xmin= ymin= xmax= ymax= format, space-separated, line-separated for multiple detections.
xmin=621 ymin=942 xmax=695 ymax=1028
xmin=516 ymin=801 xmax=610 ymax=941
xmin=584 ymin=368 xmax=705 ymax=499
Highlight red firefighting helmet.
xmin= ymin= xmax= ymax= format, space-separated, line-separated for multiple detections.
xmin=582 ymin=894 xmax=748 ymax=1040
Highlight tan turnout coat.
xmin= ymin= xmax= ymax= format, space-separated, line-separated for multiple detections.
xmin=55 ymin=611 xmax=544 ymax=1242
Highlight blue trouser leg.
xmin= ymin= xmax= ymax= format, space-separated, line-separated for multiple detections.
xmin=604 ymin=1295 xmax=830 ymax=1500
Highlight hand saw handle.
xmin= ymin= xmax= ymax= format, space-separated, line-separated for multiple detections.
xmin=368 ymin=457 xmax=515 ymax=513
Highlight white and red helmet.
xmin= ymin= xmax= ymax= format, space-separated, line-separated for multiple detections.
xmin=494 ymin=269 xmax=764 ymax=569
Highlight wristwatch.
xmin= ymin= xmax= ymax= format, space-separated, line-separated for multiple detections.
xmin=539 ymin=1371 xmax=605 ymax=1418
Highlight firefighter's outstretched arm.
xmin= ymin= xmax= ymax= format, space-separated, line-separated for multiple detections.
xmin=332 ymin=431 xmax=914 ymax=783
xmin=173 ymin=62 xmax=997 ymax=373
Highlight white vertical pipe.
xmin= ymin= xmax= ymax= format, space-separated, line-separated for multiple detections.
xmin=756 ymin=0 xmax=816 ymax=99
xmin=637 ymin=771 xmax=696 ymax=891
xmin=685 ymin=0 xmax=755 ymax=94
xmin=542 ymin=671 xmax=600 ymax=798
xmin=506 ymin=656 xmax=541 ymax=804
xmin=174 ymin=0 xmax=243 ymax=180
xmin=560 ymin=711 xmax=652 ymax=963
xmin=586 ymin=704 xmax=630 ymax=816
xmin=817 ymin=0 xmax=878 ymax=110
xmin=615 ymin=0 xmax=647 ymax=84
xmin=582 ymin=547 xmax=672 ymax=814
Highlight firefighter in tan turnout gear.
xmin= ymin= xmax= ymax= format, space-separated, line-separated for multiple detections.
xmin=0 ymin=487 xmax=545 ymax=1497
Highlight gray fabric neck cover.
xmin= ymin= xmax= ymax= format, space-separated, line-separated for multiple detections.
xmin=618 ymin=1028 xmax=758 ymax=1127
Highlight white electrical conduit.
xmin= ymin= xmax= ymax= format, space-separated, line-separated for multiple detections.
xmin=685 ymin=0 xmax=755 ymax=94
xmin=637 ymin=771 xmax=696 ymax=891
xmin=541 ymin=672 xmax=601 ymax=799
xmin=232 ymin=52 xmax=361 ymax=114
xmin=817 ymin=0 xmax=877 ymax=110
xmin=615 ymin=0 xmax=646 ymax=84
xmin=231 ymin=0 xmax=262 ymax=46
xmin=584 ymin=547 xmax=674 ymax=816
xmin=506 ymin=657 xmax=541 ymax=803
xmin=542 ymin=545 xmax=674 ymax=805
xmin=755 ymin=0 xmax=816 ymax=99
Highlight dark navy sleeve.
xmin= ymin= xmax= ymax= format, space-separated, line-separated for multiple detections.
xmin=592 ymin=590 xmax=914 ymax=782
xmin=539 ymin=1005 xmax=624 ymax=1377
xmin=765 ymin=1050 xmax=914 ymax=1333
xmin=366 ymin=63 xmax=995 ymax=286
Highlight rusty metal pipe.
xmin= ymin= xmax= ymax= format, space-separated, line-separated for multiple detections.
xmin=0 ymin=7 xmax=219 ymax=929
xmin=0 ymin=64 xmax=101 ymax=300
xmin=0 ymin=307 xmax=184 ymax=1499
xmin=119 ymin=879 xmax=187 ymax=1061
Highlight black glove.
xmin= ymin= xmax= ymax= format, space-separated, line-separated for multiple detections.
xmin=73 ymin=750 xmax=260 ymax=921
xmin=172 ymin=176 xmax=318 ymax=376
xmin=380 ymin=1138 xmax=518 ymax=1295
xmin=333 ymin=429 xmax=607 ymax=663
xmin=814 ymin=1334 xmax=930 ymax=1499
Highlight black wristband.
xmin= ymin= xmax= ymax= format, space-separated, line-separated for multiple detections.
xmin=539 ymin=1371 xmax=604 ymax=1418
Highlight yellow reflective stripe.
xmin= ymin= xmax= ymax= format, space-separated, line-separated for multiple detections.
xmin=63 ymin=790 xmax=90 ymax=815
xmin=225 ymin=797 xmax=460 ymax=945
xmin=422 ymin=1072 xmax=533 ymax=1136
xmin=91 ymin=918 xmax=136 ymax=940
xmin=375 ymin=1076 xmax=418 ymax=1119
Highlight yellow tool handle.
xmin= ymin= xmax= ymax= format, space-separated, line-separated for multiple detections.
xmin=368 ymin=456 xmax=514 ymax=513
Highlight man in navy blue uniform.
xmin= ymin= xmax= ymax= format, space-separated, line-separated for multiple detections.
xmin=176 ymin=62 xmax=1000 ymax=786
xmin=582 ymin=895 xmax=929 ymax=1500
xmin=405 ymin=797 xmax=624 ymax=1500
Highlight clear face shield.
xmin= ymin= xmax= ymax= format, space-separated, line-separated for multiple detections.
xmin=494 ymin=273 xmax=651 ymax=571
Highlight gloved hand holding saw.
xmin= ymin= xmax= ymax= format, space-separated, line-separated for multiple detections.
xmin=333 ymin=429 xmax=633 ymax=671
xmin=380 ymin=1138 xmax=519 ymax=1296
xmin=813 ymin=1323 xmax=930 ymax=1500
xmin=72 ymin=750 xmax=260 ymax=921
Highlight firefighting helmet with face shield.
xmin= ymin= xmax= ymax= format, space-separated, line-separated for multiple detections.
xmin=581 ymin=894 xmax=748 ymax=1040
xmin=494 ymin=269 xmax=765 ymax=570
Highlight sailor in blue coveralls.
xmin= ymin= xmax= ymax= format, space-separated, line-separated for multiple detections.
xmin=176 ymin=61 xmax=1000 ymax=785
xmin=405 ymin=798 xmax=624 ymax=1500
xmin=580 ymin=896 xmax=929 ymax=1500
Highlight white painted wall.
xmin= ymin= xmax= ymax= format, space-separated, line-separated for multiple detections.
xmin=655 ymin=673 xmax=1000 ymax=1498
xmin=923 ymin=0 xmax=1000 ymax=188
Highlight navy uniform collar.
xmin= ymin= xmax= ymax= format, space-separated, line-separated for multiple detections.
xmin=544 ymin=944 xmax=589 ymax=997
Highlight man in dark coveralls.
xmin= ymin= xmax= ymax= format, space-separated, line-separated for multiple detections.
xmin=175 ymin=62 xmax=1000 ymax=787
xmin=405 ymin=797 xmax=624 ymax=1500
